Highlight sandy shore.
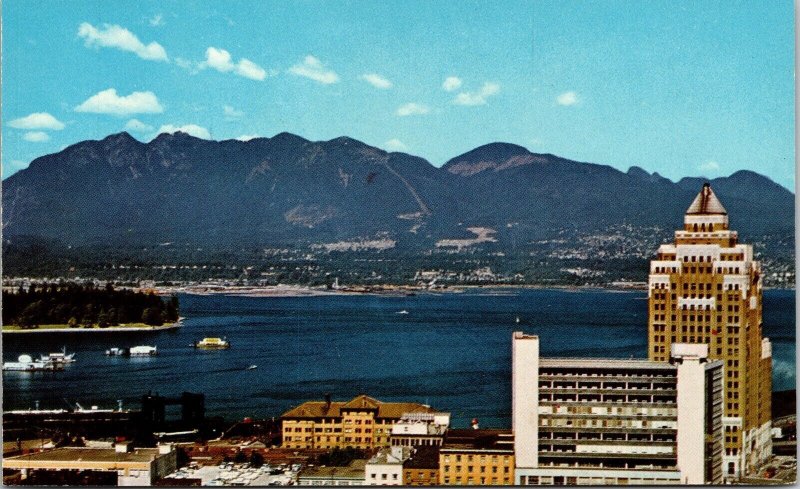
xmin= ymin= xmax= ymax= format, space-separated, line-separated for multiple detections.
xmin=2 ymin=322 xmax=182 ymax=334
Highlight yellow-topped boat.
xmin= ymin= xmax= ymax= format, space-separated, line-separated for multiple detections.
xmin=193 ymin=337 xmax=230 ymax=349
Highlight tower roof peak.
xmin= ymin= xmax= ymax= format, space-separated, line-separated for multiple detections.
xmin=686 ymin=183 xmax=727 ymax=215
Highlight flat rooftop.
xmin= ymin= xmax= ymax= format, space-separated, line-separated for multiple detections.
xmin=540 ymin=358 xmax=676 ymax=370
xmin=4 ymin=447 xmax=165 ymax=468
xmin=299 ymin=459 xmax=367 ymax=480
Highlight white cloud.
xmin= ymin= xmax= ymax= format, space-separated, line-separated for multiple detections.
xmin=8 ymin=112 xmax=65 ymax=130
xmin=77 ymin=22 xmax=168 ymax=61
xmin=699 ymin=160 xmax=721 ymax=173
xmin=396 ymin=102 xmax=430 ymax=117
xmin=174 ymin=57 xmax=194 ymax=70
xmin=23 ymin=131 xmax=50 ymax=142
xmin=385 ymin=139 xmax=408 ymax=152
xmin=556 ymin=91 xmax=579 ymax=106
xmin=76 ymin=88 xmax=164 ymax=115
xmin=453 ymin=82 xmax=501 ymax=106
xmin=360 ymin=73 xmax=393 ymax=89
xmin=442 ymin=76 xmax=462 ymax=92
xmin=157 ymin=124 xmax=211 ymax=139
xmin=202 ymin=47 xmax=267 ymax=80
xmin=124 ymin=118 xmax=153 ymax=132
xmin=223 ymin=105 xmax=244 ymax=119
xmin=236 ymin=134 xmax=260 ymax=141
xmin=235 ymin=58 xmax=267 ymax=80
xmin=149 ymin=14 xmax=164 ymax=27
xmin=288 ymin=55 xmax=339 ymax=84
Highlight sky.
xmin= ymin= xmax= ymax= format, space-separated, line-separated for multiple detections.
xmin=2 ymin=0 xmax=796 ymax=189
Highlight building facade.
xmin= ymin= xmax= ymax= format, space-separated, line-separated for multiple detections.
xmin=403 ymin=446 xmax=440 ymax=486
xmin=281 ymin=395 xmax=439 ymax=450
xmin=365 ymin=446 xmax=411 ymax=485
xmin=438 ymin=429 xmax=515 ymax=485
xmin=512 ymin=332 xmax=723 ymax=485
xmin=647 ymin=183 xmax=772 ymax=479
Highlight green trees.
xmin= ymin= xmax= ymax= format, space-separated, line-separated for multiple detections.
xmin=141 ymin=307 xmax=164 ymax=326
xmin=2 ymin=283 xmax=179 ymax=328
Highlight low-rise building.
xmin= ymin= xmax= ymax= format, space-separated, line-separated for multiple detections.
xmin=281 ymin=394 xmax=439 ymax=450
xmin=297 ymin=459 xmax=367 ymax=486
xmin=390 ymin=412 xmax=450 ymax=447
xmin=512 ymin=332 xmax=724 ymax=485
xmin=365 ymin=446 xmax=412 ymax=485
xmin=439 ymin=429 xmax=515 ymax=485
xmin=3 ymin=443 xmax=177 ymax=486
xmin=403 ymin=446 xmax=440 ymax=486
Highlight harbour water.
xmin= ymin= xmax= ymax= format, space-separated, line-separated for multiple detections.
xmin=3 ymin=288 xmax=795 ymax=427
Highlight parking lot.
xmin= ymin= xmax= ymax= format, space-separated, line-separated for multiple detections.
xmin=164 ymin=462 xmax=299 ymax=486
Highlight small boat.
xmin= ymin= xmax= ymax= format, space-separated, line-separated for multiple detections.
xmin=396 ymin=310 xmax=410 ymax=315
xmin=515 ymin=316 xmax=521 ymax=324
xmin=38 ymin=347 xmax=76 ymax=364
xmin=105 ymin=347 xmax=128 ymax=356
xmin=246 ymin=365 xmax=258 ymax=370
xmin=194 ymin=337 xmax=230 ymax=349
xmin=129 ymin=345 xmax=158 ymax=357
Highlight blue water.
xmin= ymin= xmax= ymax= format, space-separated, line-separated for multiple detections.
xmin=3 ymin=288 xmax=795 ymax=428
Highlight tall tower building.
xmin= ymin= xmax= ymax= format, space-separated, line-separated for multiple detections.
xmin=647 ymin=183 xmax=772 ymax=480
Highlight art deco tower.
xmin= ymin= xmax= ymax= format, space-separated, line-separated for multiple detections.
xmin=647 ymin=183 xmax=772 ymax=480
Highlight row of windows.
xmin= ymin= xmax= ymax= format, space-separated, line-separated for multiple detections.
xmin=444 ymin=455 xmax=510 ymax=464
xmin=444 ymin=466 xmax=509 ymax=474
xmin=441 ymin=476 xmax=511 ymax=485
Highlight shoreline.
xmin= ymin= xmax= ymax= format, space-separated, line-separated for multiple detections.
xmin=155 ymin=283 xmax=795 ymax=298
xmin=2 ymin=321 xmax=182 ymax=334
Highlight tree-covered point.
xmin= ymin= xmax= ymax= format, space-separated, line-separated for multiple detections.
xmin=2 ymin=282 xmax=179 ymax=329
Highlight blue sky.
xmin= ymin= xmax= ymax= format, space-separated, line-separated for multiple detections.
xmin=2 ymin=0 xmax=795 ymax=189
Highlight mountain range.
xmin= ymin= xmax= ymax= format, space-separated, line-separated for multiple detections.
xmin=2 ymin=131 xmax=794 ymax=254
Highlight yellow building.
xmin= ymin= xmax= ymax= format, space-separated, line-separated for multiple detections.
xmin=647 ymin=183 xmax=772 ymax=480
xmin=438 ymin=429 xmax=514 ymax=485
xmin=281 ymin=395 xmax=438 ymax=450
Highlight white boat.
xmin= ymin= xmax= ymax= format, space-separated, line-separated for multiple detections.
xmin=105 ymin=347 xmax=128 ymax=356
xmin=3 ymin=354 xmax=63 ymax=372
xmin=246 ymin=365 xmax=258 ymax=370
xmin=129 ymin=345 xmax=158 ymax=357
xmin=396 ymin=310 xmax=409 ymax=315
xmin=38 ymin=347 xmax=76 ymax=364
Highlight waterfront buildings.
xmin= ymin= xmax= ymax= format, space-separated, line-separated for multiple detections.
xmin=647 ymin=183 xmax=772 ymax=479
xmin=512 ymin=332 xmax=723 ymax=485
xmin=438 ymin=429 xmax=515 ymax=485
xmin=280 ymin=394 xmax=439 ymax=450
xmin=3 ymin=443 xmax=177 ymax=486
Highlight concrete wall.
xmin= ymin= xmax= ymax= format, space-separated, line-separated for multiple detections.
xmin=512 ymin=332 xmax=539 ymax=469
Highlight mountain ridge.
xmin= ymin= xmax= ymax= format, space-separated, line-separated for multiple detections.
xmin=3 ymin=131 xmax=793 ymax=253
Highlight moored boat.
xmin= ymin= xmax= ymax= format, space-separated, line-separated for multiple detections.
xmin=38 ymin=347 xmax=76 ymax=364
xmin=193 ymin=337 xmax=230 ymax=349
xmin=105 ymin=347 xmax=128 ymax=356
xmin=129 ymin=345 xmax=158 ymax=356
xmin=3 ymin=354 xmax=64 ymax=372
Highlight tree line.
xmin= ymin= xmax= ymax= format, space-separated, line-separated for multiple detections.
xmin=2 ymin=282 xmax=179 ymax=329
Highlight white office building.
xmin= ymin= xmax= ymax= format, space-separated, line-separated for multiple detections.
xmin=513 ymin=332 xmax=723 ymax=485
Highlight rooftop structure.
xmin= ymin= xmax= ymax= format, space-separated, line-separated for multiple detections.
xmin=390 ymin=412 xmax=450 ymax=447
